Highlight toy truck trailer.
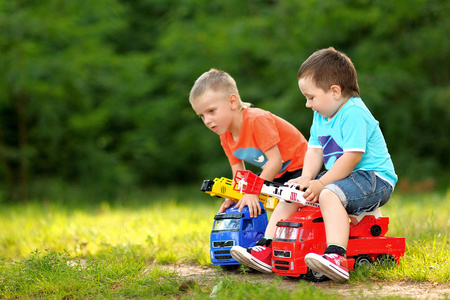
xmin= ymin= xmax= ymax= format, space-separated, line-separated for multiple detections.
xmin=232 ymin=170 xmax=406 ymax=281
xmin=201 ymin=177 xmax=272 ymax=271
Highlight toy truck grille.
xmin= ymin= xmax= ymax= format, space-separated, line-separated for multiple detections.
xmin=273 ymin=250 xmax=291 ymax=258
xmin=213 ymin=249 xmax=233 ymax=260
xmin=213 ymin=240 xmax=235 ymax=248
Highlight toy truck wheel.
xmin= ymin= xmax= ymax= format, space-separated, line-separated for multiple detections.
xmin=354 ymin=255 xmax=373 ymax=269
xmin=304 ymin=267 xmax=328 ymax=282
xmin=370 ymin=224 xmax=382 ymax=236
xmin=375 ymin=254 xmax=397 ymax=268
xmin=220 ymin=264 xmax=241 ymax=272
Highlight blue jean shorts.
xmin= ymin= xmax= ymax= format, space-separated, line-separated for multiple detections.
xmin=318 ymin=170 xmax=393 ymax=216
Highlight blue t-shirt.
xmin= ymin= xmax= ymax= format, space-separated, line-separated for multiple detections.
xmin=308 ymin=97 xmax=398 ymax=187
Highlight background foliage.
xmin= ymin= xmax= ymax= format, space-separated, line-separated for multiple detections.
xmin=0 ymin=0 xmax=449 ymax=200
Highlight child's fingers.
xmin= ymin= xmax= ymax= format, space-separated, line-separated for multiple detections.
xmin=233 ymin=199 xmax=241 ymax=210
xmin=250 ymin=202 xmax=261 ymax=218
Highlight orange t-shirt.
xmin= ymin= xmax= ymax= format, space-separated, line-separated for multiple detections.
xmin=220 ymin=108 xmax=307 ymax=178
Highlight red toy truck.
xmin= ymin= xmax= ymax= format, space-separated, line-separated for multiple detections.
xmin=233 ymin=170 xmax=406 ymax=281
xmin=272 ymin=207 xmax=405 ymax=281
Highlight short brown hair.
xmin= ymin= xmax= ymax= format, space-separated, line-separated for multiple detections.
xmin=297 ymin=47 xmax=360 ymax=98
xmin=189 ymin=69 xmax=251 ymax=109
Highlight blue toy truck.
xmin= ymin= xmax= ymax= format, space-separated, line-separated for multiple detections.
xmin=201 ymin=179 xmax=270 ymax=271
xmin=210 ymin=203 xmax=268 ymax=271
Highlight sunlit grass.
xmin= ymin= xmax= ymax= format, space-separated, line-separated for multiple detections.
xmin=0 ymin=185 xmax=216 ymax=266
xmin=352 ymin=190 xmax=450 ymax=283
xmin=0 ymin=184 xmax=449 ymax=298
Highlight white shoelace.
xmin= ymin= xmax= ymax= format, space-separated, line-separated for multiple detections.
xmin=252 ymin=245 xmax=266 ymax=252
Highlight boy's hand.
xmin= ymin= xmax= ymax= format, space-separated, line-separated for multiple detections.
xmin=288 ymin=176 xmax=311 ymax=190
xmin=218 ymin=198 xmax=235 ymax=213
xmin=302 ymin=179 xmax=325 ymax=203
xmin=235 ymin=193 xmax=261 ymax=218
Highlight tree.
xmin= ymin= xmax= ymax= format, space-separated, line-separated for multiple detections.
xmin=0 ymin=0 xmax=448 ymax=201
xmin=0 ymin=0 xmax=151 ymax=199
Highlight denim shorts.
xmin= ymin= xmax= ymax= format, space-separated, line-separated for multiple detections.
xmin=318 ymin=170 xmax=393 ymax=216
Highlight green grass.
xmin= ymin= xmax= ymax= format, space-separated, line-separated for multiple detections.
xmin=0 ymin=184 xmax=449 ymax=299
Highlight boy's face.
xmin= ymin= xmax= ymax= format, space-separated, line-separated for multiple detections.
xmin=191 ymin=89 xmax=237 ymax=136
xmin=298 ymin=76 xmax=343 ymax=120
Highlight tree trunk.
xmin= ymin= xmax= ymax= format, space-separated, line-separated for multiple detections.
xmin=15 ymin=93 xmax=28 ymax=201
xmin=0 ymin=125 xmax=13 ymax=187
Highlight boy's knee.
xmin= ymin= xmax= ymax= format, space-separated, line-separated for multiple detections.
xmin=276 ymin=201 xmax=302 ymax=214
xmin=319 ymin=189 xmax=342 ymax=206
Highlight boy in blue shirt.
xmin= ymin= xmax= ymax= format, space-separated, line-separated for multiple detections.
xmin=290 ymin=47 xmax=398 ymax=281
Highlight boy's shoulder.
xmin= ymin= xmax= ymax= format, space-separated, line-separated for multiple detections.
xmin=244 ymin=107 xmax=273 ymax=121
xmin=245 ymin=107 xmax=294 ymax=127
xmin=340 ymin=97 xmax=374 ymax=118
xmin=347 ymin=97 xmax=372 ymax=111
xmin=245 ymin=106 xmax=268 ymax=115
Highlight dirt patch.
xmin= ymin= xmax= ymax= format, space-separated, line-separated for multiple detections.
xmin=165 ymin=264 xmax=450 ymax=299
xmin=315 ymin=280 xmax=450 ymax=299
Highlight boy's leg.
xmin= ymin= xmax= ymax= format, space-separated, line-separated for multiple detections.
xmin=229 ymin=237 xmax=273 ymax=273
xmin=266 ymin=168 xmax=304 ymax=238
xmin=230 ymin=198 xmax=302 ymax=273
xmin=230 ymin=169 xmax=303 ymax=273
xmin=264 ymin=201 xmax=302 ymax=238
xmin=304 ymin=189 xmax=350 ymax=281
xmin=319 ymin=189 xmax=349 ymax=248
xmin=305 ymin=170 xmax=393 ymax=281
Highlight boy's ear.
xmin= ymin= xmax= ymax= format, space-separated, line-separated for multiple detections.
xmin=330 ymin=84 xmax=342 ymax=99
xmin=229 ymin=94 xmax=239 ymax=109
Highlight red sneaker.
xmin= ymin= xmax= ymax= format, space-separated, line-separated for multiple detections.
xmin=304 ymin=253 xmax=349 ymax=281
xmin=230 ymin=238 xmax=272 ymax=273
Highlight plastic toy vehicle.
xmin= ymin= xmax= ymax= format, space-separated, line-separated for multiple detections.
xmin=272 ymin=207 xmax=405 ymax=281
xmin=209 ymin=203 xmax=268 ymax=271
xmin=201 ymin=177 xmax=273 ymax=271
xmin=232 ymin=170 xmax=406 ymax=281
xmin=201 ymin=177 xmax=279 ymax=211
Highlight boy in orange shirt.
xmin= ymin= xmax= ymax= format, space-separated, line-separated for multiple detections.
xmin=190 ymin=69 xmax=308 ymax=273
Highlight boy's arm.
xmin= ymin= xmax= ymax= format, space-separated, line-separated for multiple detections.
xmin=303 ymin=151 xmax=363 ymax=203
xmin=300 ymin=147 xmax=324 ymax=181
xmin=218 ymin=161 xmax=245 ymax=213
xmin=235 ymin=144 xmax=283 ymax=218
xmin=319 ymin=151 xmax=363 ymax=185
xmin=289 ymin=147 xmax=323 ymax=187
xmin=259 ymin=144 xmax=283 ymax=180
xmin=231 ymin=162 xmax=245 ymax=179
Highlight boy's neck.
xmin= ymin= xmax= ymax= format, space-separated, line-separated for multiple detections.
xmin=328 ymin=96 xmax=351 ymax=121
xmin=229 ymin=108 xmax=244 ymax=142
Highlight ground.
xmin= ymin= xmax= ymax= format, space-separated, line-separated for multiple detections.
xmin=167 ymin=264 xmax=450 ymax=299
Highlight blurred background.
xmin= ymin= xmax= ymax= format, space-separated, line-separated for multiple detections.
xmin=1 ymin=0 xmax=448 ymax=201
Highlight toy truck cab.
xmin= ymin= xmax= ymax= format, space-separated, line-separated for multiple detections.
xmin=272 ymin=208 xmax=406 ymax=281
xmin=210 ymin=202 xmax=268 ymax=271
xmin=201 ymin=177 xmax=276 ymax=271
xmin=272 ymin=206 xmax=327 ymax=281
